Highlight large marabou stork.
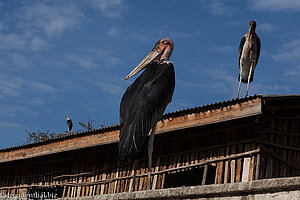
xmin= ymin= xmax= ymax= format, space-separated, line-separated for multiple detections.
xmin=237 ymin=21 xmax=261 ymax=98
xmin=66 ymin=116 xmax=73 ymax=132
xmin=118 ymin=38 xmax=175 ymax=190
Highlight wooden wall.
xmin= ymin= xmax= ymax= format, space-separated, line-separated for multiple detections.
xmin=258 ymin=104 xmax=300 ymax=180
xmin=0 ymin=117 xmax=262 ymax=198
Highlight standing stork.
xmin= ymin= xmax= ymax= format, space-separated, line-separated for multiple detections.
xmin=237 ymin=20 xmax=261 ymax=98
xmin=118 ymin=38 xmax=175 ymax=191
xmin=66 ymin=116 xmax=73 ymax=132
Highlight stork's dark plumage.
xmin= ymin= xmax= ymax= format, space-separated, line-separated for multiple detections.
xmin=237 ymin=20 xmax=261 ymax=98
xmin=119 ymin=38 xmax=175 ymax=190
xmin=66 ymin=116 xmax=73 ymax=132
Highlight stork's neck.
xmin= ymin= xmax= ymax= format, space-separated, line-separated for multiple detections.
xmin=158 ymin=60 xmax=173 ymax=65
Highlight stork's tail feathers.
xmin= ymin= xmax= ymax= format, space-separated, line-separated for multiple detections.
xmin=238 ymin=74 xmax=254 ymax=83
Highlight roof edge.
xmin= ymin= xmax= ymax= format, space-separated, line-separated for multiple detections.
xmin=0 ymin=95 xmax=263 ymax=153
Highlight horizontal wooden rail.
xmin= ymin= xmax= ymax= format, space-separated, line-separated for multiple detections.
xmin=53 ymin=138 xmax=258 ymax=180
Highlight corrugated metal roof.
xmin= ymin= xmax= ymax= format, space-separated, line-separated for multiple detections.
xmin=0 ymin=95 xmax=262 ymax=153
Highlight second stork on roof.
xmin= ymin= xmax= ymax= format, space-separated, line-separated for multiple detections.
xmin=66 ymin=116 xmax=73 ymax=132
xmin=237 ymin=20 xmax=261 ymax=98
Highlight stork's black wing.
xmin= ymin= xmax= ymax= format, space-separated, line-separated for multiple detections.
xmin=67 ymin=119 xmax=73 ymax=131
xmin=119 ymin=62 xmax=175 ymax=161
xmin=238 ymin=36 xmax=246 ymax=69
xmin=255 ymin=35 xmax=261 ymax=66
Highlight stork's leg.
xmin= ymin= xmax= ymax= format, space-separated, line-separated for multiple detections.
xmin=237 ymin=77 xmax=242 ymax=99
xmin=147 ymin=123 xmax=157 ymax=190
xmin=130 ymin=159 xmax=138 ymax=192
xmin=246 ymin=64 xmax=253 ymax=97
xmin=237 ymin=67 xmax=242 ymax=99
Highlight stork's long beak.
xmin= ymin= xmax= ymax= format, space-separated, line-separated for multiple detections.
xmin=248 ymin=24 xmax=255 ymax=38
xmin=125 ymin=49 xmax=162 ymax=80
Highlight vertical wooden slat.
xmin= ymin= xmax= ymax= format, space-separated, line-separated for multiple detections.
xmin=113 ymin=165 xmax=120 ymax=194
xmin=224 ymin=131 xmax=230 ymax=184
xmin=273 ymin=118 xmax=281 ymax=178
xmin=95 ymin=157 xmax=102 ymax=195
xmin=265 ymin=113 xmax=275 ymax=179
xmin=230 ymin=130 xmax=236 ymax=183
xmin=202 ymin=165 xmax=208 ymax=185
xmin=287 ymin=119 xmax=295 ymax=176
xmin=235 ymin=144 xmax=242 ymax=182
xmin=248 ymin=144 xmax=256 ymax=181
xmin=137 ymin=161 xmax=144 ymax=191
xmin=158 ymin=157 xmax=167 ymax=189
xmin=242 ymin=144 xmax=252 ymax=182
xmin=77 ymin=155 xmax=85 ymax=197
xmin=104 ymin=169 xmax=111 ymax=194
xmin=282 ymin=119 xmax=288 ymax=177
xmin=292 ymin=118 xmax=299 ymax=176
xmin=217 ymin=133 xmax=225 ymax=184
xmin=151 ymin=157 xmax=160 ymax=189
xmin=125 ymin=164 xmax=132 ymax=192
xmin=255 ymin=153 xmax=261 ymax=180
xmin=100 ymin=154 xmax=108 ymax=195
xmin=89 ymin=154 xmax=96 ymax=196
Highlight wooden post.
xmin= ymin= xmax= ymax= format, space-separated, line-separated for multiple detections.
xmin=230 ymin=130 xmax=236 ymax=183
xmin=202 ymin=165 xmax=208 ymax=185
xmin=255 ymin=153 xmax=260 ymax=180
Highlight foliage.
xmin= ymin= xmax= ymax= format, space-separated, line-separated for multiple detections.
xmin=77 ymin=119 xmax=105 ymax=131
xmin=24 ymin=130 xmax=68 ymax=144
xmin=24 ymin=118 xmax=107 ymax=144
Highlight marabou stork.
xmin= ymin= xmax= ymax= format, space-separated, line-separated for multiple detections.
xmin=237 ymin=20 xmax=261 ymax=98
xmin=66 ymin=116 xmax=73 ymax=132
xmin=118 ymin=38 xmax=175 ymax=190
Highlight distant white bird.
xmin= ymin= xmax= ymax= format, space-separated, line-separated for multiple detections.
xmin=66 ymin=116 xmax=73 ymax=132
xmin=237 ymin=20 xmax=261 ymax=98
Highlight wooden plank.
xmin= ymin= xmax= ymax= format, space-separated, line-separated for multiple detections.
xmin=116 ymin=166 xmax=122 ymax=193
xmin=230 ymin=130 xmax=236 ymax=183
xmin=158 ymin=157 xmax=167 ymax=189
xmin=224 ymin=132 xmax=230 ymax=184
xmin=248 ymin=144 xmax=256 ymax=181
xmin=202 ymin=165 xmax=208 ymax=185
xmin=144 ymin=161 xmax=150 ymax=191
xmin=281 ymin=119 xmax=288 ymax=177
xmin=113 ymin=166 xmax=120 ymax=194
xmin=294 ymin=118 xmax=299 ymax=176
xmin=151 ymin=157 xmax=160 ymax=189
xmin=255 ymin=153 xmax=260 ymax=180
xmin=100 ymin=155 xmax=108 ymax=195
xmin=265 ymin=115 xmax=275 ymax=179
xmin=89 ymin=154 xmax=96 ymax=196
xmin=217 ymin=133 xmax=226 ymax=184
xmin=138 ymin=161 xmax=144 ymax=191
xmin=242 ymin=144 xmax=252 ymax=182
xmin=235 ymin=144 xmax=242 ymax=182
xmin=77 ymin=155 xmax=85 ymax=197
